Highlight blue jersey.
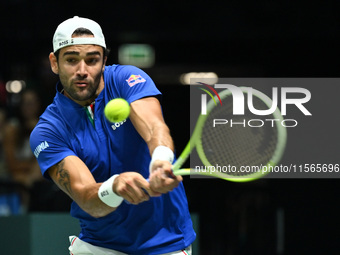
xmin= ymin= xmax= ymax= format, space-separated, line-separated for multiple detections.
xmin=30 ymin=65 xmax=196 ymax=254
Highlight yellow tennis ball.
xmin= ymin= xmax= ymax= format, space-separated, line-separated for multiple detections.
xmin=104 ymin=98 xmax=130 ymax=123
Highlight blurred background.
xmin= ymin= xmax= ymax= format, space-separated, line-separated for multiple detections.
xmin=0 ymin=1 xmax=339 ymax=254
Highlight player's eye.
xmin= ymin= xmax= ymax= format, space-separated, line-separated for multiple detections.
xmin=66 ymin=58 xmax=78 ymax=64
xmin=86 ymin=58 xmax=100 ymax=65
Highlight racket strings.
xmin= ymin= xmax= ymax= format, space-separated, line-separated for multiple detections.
xmin=200 ymin=95 xmax=278 ymax=177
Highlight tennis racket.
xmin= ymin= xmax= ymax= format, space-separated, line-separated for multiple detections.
xmin=171 ymin=86 xmax=287 ymax=182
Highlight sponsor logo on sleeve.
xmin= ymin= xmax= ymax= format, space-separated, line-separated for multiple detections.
xmin=126 ymin=74 xmax=146 ymax=87
xmin=34 ymin=141 xmax=49 ymax=158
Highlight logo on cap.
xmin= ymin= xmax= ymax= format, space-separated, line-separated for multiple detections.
xmin=53 ymin=16 xmax=106 ymax=52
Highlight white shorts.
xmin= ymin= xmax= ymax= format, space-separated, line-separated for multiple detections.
xmin=69 ymin=236 xmax=192 ymax=255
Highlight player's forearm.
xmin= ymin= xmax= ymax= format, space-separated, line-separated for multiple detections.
xmin=73 ymin=182 xmax=118 ymax=218
xmin=48 ymin=158 xmax=118 ymax=218
xmin=58 ymin=178 xmax=118 ymax=218
xmin=147 ymin=122 xmax=174 ymax=155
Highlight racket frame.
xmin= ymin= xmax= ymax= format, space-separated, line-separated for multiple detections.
xmin=173 ymin=86 xmax=287 ymax=182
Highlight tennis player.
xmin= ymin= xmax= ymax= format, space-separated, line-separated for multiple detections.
xmin=30 ymin=16 xmax=195 ymax=255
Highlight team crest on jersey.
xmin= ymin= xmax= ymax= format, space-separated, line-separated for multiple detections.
xmin=126 ymin=74 xmax=146 ymax=87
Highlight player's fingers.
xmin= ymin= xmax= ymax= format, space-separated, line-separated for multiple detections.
xmin=129 ymin=180 xmax=151 ymax=204
xmin=149 ymin=168 xmax=182 ymax=193
xmin=150 ymin=160 xmax=172 ymax=174
xmin=122 ymin=193 xmax=134 ymax=204
xmin=137 ymin=179 xmax=161 ymax=197
xmin=159 ymin=167 xmax=182 ymax=183
xmin=162 ymin=175 xmax=181 ymax=190
xmin=116 ymin=176 xmax=149 ymax=204
xmin=175 ymin=174 xmax=183 ymax=182
xmin=132 ymin=190 xmax=150 ymax=204
xmin=143 ymin=186 xmax=162 ymax=197
xmin=124 ymin=187 xmax=149 ymax=205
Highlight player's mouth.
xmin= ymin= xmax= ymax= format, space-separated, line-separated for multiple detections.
xmin=74 ymin=81 xmax=89 ymax=88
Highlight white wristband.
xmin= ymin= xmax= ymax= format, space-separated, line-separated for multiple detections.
xmin=149 ymin=145 xmax=174 ymax=173
xmin=98 ymin=174 xmax=124 ymax=207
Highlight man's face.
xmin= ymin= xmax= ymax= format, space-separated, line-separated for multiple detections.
xmin=50 ymin=42 xmax=106 ymax=106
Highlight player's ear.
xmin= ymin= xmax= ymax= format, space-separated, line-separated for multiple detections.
xmin=49 ymin=52 xmax=59 ymax=74
xmin=102 ymin=56 xmax=107 ymax=72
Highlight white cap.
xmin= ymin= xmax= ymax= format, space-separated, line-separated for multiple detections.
xmin=52 ymin=16 xmax=106 ymax=52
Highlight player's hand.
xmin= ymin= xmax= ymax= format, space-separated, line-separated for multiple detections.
xmin=149 ymin=160 xmax=183 ymax=194
xmin=113 ymin=172 xmax=160 ymax=205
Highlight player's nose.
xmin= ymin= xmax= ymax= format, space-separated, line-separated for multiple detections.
xmin=76 ymin=60 xmax=88 ymax=76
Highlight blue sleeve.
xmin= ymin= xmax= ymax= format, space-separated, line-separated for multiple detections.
xmin=30 ymin=122 xmax=77 ymax=179
xmin=105 ymin=65 xmax=161 ymax=103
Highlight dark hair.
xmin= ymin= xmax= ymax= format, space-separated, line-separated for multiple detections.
xmin=54 ymin=27 xmax=110 ymax=61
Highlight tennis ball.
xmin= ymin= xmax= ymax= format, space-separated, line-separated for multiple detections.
xmin=104 ymin=98 xmax=130 ymax=123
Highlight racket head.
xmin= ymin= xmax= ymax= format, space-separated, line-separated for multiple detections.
xmin=190 ymin=86 xmax=287 ymax=182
